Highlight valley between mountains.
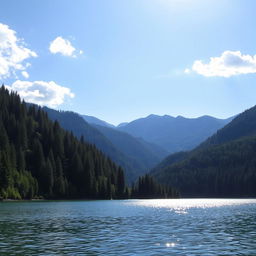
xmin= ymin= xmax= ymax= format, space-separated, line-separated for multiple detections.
xmin=1 ymin=86 xmax=256 ymax=199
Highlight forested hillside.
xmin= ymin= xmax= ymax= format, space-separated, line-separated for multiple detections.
xmin=43 ymin=107 xmax=154 ymax=183
xmin=0 ymin=86 xmax=126 ymax=199
xmin=151 ymin=106 xmax=256 ymax=197
xmin=199 ymin=106 xmax=256 ymax=148
xmin=92 ymin=124 xmax=168 ymax=173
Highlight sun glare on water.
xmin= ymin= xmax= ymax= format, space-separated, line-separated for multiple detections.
xmin=166 ymin=242 xmax=176 ymax=247
xmin=129 ymin=198 xmax=256 ymax=214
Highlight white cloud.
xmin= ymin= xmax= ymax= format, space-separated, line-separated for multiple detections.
xmin=21 ymin=71 xmax=29 ymax=78
xmin=188 ymin=51 xmax=256 ymax=77
xmin=184 ymin=68 xmax=191 ymax=74
xmin=7 ymin=80 xmax=75 ymax=107
xmin=0 ymin=23 xmax=37 ymax=79
xmin=49 ymin=36 xmax=77 ymax=57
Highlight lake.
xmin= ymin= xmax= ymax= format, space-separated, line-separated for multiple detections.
xmin=0 ymin=199 xmax=256 ymax=255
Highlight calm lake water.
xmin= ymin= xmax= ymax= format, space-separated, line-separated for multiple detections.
xmin=0 ymin=199 xmax=256 ymax=255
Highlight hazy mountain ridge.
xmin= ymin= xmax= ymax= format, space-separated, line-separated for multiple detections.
xmin=116 ymin=114 xmax=232 ymax=153
xmin=45 ymin=108 xmax=168 ymax=183
xmin=79 ymin=113 xmax=234 ymax=183
xmin=44 ymin=108 xmax=142 ymax=182
xmin=151 ymin=105 xmax=256 ymax=197
xmin=92 ymin=124 xmax=169 ymax=173
xmin=82 ymin=115 xmax=115 ymax=128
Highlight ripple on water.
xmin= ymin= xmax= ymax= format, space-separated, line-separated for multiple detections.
xmin=0 ymin=199 xmax=255 ymax=255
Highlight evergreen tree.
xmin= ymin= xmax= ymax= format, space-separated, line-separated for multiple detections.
xmin=117 ymin=167 xmax=125 ymax=198
xmin=0 ymin=86 xmax=178 ymax=200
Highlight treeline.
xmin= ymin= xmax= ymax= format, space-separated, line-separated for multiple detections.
xmin=43 ymin=107 xmax=140 ymax=184
xmin=200 ymin=106 xmax=256 ymax=148
xmin=0 ymin=86 xmax=179 ymax=200
xmin=131 ymin=174 xmax=179 ymax=199
xmin=154 ymin=136 xmax=256 ymax=197
xmin=0 ymin=86 xmax=126 ymax=200
xmin=152 ymin=104 xmax=256 ymax=198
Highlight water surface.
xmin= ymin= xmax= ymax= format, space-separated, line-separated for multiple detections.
xmin=0 ymin=199 xmax=255 ymax=255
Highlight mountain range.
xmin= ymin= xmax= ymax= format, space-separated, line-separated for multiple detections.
xmin=82 ymin=115 xmax=115 ymax=128
xmin=84 ymin=113 xmax=233 ymax=153
xmin=44 ymin=108 xmax=168 ymax=183
xmin=44 ymin=108 xmax=140 ymax=183
xmin=44 ymin=110 xmax=232 ymax=183
xmin=116 ymin=114 xmax=233 ymax=153
xmin=151 ymin=105 xmax=256 ymax=197
xmin=2 ymin=86 xmax=255 ymax=198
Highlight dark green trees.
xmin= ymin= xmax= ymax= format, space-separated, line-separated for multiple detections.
xmin=131 ymin=174 xmax=179 ymax=199
xmin=154 ymin=136 xmax=256 ymax=197
xmin=152 ymin=104 xmax=256 ymax=197
xmin=0 ymin=86 xmax=125 ymax=199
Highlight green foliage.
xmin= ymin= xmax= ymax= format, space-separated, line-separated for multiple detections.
xmin=92 ymin=124 xmax=168 ymax=181
xmin=154 ymin=136 xmax=256 ymax=197
xmin=0 ymin=86 xmax=126 ymax=200
xmin=131 ymin=174 xmax=179 ymax=199
xmin=44 ymin=107 xmax=139 ymax=184
xmin=200 ymin=106 xmax=256 ymax=148
xmin=152 ymin=105 xmax=256 ymax=197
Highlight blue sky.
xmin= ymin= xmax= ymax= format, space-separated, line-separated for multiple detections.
xmin=1 ymin=0 xmax=256 ymax=125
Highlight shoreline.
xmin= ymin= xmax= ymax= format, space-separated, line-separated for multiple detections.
xmin=1 ymin=197 xmax=256 ymax=202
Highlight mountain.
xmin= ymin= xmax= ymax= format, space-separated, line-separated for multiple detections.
xmin=81 ymin=114 xmax=169 ymax=179
xmin=82 ymin=115 xmax=115 ymax=128
xmin=0 ymin=87 xmax=126 ymax=200
xmin=43 ymin=108 xmax=140 ymax=182
xmin=199 ymin=108 xmax=256 ymax=148
xmin=151 ymin=105 xmax=256 ymax=197
xmin=45 ymin=108 xmax=168 ymax=183
xmin=117 ymin=122 xmax=129 ymax=128
xmin=117 ymin=114 xmax=232 ymax=153
xmin=92 ymin=124 xmax=169 ymax=173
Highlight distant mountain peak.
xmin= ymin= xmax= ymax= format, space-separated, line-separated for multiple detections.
xmin=117 ymin=113 xmax=233 ymax=153
xmin=176 ymin=115 xmax=185 ymax=119
xmin=147 ymin=114 xmax=175 ymax=119
xmin=199 ymin=115 xmax=216 ymax=120
xmin=82 ymin=115 xmax=115 ymax=128
xmin=147 ymin=114 xmax=159 ymax=118
xmin=117 ymin=122 xmax=128 ymax=128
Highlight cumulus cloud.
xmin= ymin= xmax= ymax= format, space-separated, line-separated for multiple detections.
xmin=187 ymin=51 xmax=256 ymax=77
xmin=49 ymin=36 xmax=79 ymax=57
xmin=7 ymin=80 xmax=75 ymax=107
xmin=0 ymin=23 xmax=37 ymax=79
xmin=21 ymin=71 xmax=29 ymax=78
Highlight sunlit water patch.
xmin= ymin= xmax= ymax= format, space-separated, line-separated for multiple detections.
xmin=0 ymin=199 xmax=256 ymax=255
xmin=129 ymin=198 xmax=256 ymax=214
